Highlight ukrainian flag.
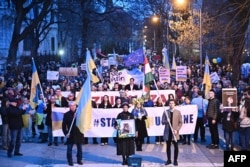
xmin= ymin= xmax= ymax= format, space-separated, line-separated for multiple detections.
xmin=30 ymin=58 xmax=41 ymax=109
xmin=75 ymin=50 xmax=99 ymax=105
xmin=172 ymin=55 xmax=176 ymax=70
xmin=76 ymin=50 xmax=93 ymax=134
xmin=203 ymin=56 xmax=212 ymax=97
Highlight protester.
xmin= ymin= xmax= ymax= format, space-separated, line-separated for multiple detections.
xmin=98 ymin=95 xmax=112 ymax=145
xmin=44 ymin=95 xmax=60 ymax=146
xmin=124 ymin=78 xmax=139 ymax=91
xmin=191 ymin=91 xmax=208 ymax=142
xmin=62 ymin=101 xmax=83 ymax=166
xmin=114 ymin=102 xmax=135 ymax=165
xmin=0 ymin=98 xmax=10 ymax=150
xmin=239 ymin=95 xmax=250 ymax=151
xmin=162 ymin=99 xmax=182 ymax=166
xmin=154 ymin=97 xmax=164 ymax=144
xmin=221 ymin=106 xmax=239 ymax=151
xmin=131 ymin=98 xmax=148 ymax=151
xmin=7 ymin=98 xmax=25 ymax=157
xmin=181 ymin=96 xmax=192 ymax=145
xmin=206 ymin=90 xmax=220 ymax=149
xmin=19 ymin=97 xmax=35 ymax=142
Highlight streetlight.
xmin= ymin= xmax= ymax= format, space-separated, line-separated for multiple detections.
xmin=175 ymin=0 xmax=202 ymax=72
xmin=152 ymin=15 xmax=159 ymax=52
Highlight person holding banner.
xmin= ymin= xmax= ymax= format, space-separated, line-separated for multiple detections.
xmin=191 ymin=91 xmax=208 ymax=143
xmin=62 ymin=101 xmax=83 ymax=166
xmin=114 ymin=102 xmax=135 ymax=165
xmin=131 ymin=98 xmax=148 ymax=151
xmin=98 ymin=95 xmax=112 ymax=145
xmin=44 ymin=96 xmax=60 ymax=146
xmin=162 ymin=99 xmax=182 ymax=166
xmin=181 ymin=96 xmax=192 ymax=145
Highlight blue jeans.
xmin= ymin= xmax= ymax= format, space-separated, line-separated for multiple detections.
xmin=2 ymin=124 xmax=10 ymax=148
xmin=224 ymin=130 xmax=234 ymax=150
xmin=66 ymin=143 xmax=82 ymax=163
xmin=47 ymin=126 xmax=58 ymax=144
xmin=239 ymin=127 xmax=250 ymax=150
xmin=8 ymin=128 xmax=22 ymax=155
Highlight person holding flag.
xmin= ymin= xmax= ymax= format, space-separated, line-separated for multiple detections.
xmin=202 ymin=55 xmax=212 ymax=98
xmin=62 ymin=101 xmax=83 ymax=166
xmin=162 ymin=99 xmax=183 ymax=166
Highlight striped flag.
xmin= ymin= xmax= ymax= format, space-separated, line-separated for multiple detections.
xmin=172 ymin=55 xmax=177 ymax=70
xmin=203 ymin=56 xmax=212 ymax=97
xmin=76 ymin=50 xmax=93 ymax=133
xmin=143 ymin=56 xmax=154 ymax=97
xmin=162 ymin=47 xmax=170 ymax=69
xmin=75 ymin=50 xmax=99 ymax=105
xmin=30 ymin=58 xmax=41 ymax=109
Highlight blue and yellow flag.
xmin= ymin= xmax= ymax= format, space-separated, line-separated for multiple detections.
xmin=202 ymin=56 xmax=212 ymax=97
xmin=76 ymin=50 xmax=93 ymax=134
xmin=30 ymin=58 xmax=41 ymax=109
xmin=172 ymin=55 xmax=177 ymax=70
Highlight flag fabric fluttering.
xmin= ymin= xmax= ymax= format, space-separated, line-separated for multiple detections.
xmin=75 ymin=50 xmax=99 ymax=105
xmin=143 ymin=56 xmax=154 ymax=98
xmin=30 ymin=58 xmax=41 ymax=109
xmin=124 ymin=48 xmax=144 ymax=67
xmin=172 ymin=55 xmax=177 ymax=70
xmin=162 ymin=47 xmax=170 ymax=69
xmin=203 ymin=55 xmax=212 ymax=97
xmin=76 ymin=50 xmax=94 ymax=134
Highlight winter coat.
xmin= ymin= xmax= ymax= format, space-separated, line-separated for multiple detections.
xmin=62 ymin=110 xmax=84 ymax=144
xmin=115 ymin=111 xmax=135 ymax=156
xmin=7 ymin=104 xmax=25 ymax=130
xmin=221 ymin=110 xmax=239 ymax=132
xmin=44 ymin=102 xmax=60 ymax=127
xmin=162 ymin=109 xmax=183 ymax=141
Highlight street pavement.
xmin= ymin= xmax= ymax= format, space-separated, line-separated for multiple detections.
xmin=0 ymin=125 xmax=234 ymax=167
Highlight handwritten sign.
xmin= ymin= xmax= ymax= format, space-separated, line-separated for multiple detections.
xmin=159 ymin=67 xmax=170 ymax=84
xmin=47 ymin=71 xmax=59 ymax=80
xmin=59 ymin=67 xmax=78 ymax=76
xmin=176 ymin=66 xmax=187 ymax=81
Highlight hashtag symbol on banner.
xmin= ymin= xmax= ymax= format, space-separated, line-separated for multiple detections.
xmin=93 ymin=119 xmax=99 ymax=127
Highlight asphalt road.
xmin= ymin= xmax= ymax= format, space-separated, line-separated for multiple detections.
xmin=0 ymin=125 xmax=233 ymax=167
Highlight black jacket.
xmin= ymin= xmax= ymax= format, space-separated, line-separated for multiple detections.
xmin=62 ymin=110 xmax=84 ymax=144
xmin=44 ymin=102 xmax=60 ymax=127
xmin=7 ymin=104 xmax=24 ymax=130
xmin=0 ymin=106 xmax=8 ymax=124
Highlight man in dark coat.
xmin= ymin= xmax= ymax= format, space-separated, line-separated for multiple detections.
xmin=44 ymin=95 xmax=60 ymax=146
xmin=7 ymin=98 xmax=25 ymax=158
xmin=62 ymin=101 xmax=84 ymax=166
xmin=124 ymin=78 xmax=139 ymax=91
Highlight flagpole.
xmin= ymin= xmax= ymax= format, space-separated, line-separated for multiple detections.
xmin=67 ymin=112 xmax=76 ymax=136
xmin=153 ymin=79 xmax=177 ymax=142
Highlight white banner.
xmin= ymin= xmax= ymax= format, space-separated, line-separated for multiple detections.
xmin=46 ymin=71 xmax=59 ymax=80
xmin=90 ymin=90 xmax=175 ymax=106
xmin=109 ymin=69 xmax=144 ymax=87
xmin=52 ymin=105 xmax=198 ymax=137
xmin=176 ymin=66 xmax=187 ymax=81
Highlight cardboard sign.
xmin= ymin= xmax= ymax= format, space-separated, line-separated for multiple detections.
xmin=176 ymin=66 xmax=187 ymax=81
xmin=46 ymin=71 xmax=59 ymax=80
xmin=158 ymin=67 xmax=170 ymax=84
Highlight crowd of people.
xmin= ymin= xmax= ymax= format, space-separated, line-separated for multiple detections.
xmin=0 ymin=56 xmax=250 ymax=166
